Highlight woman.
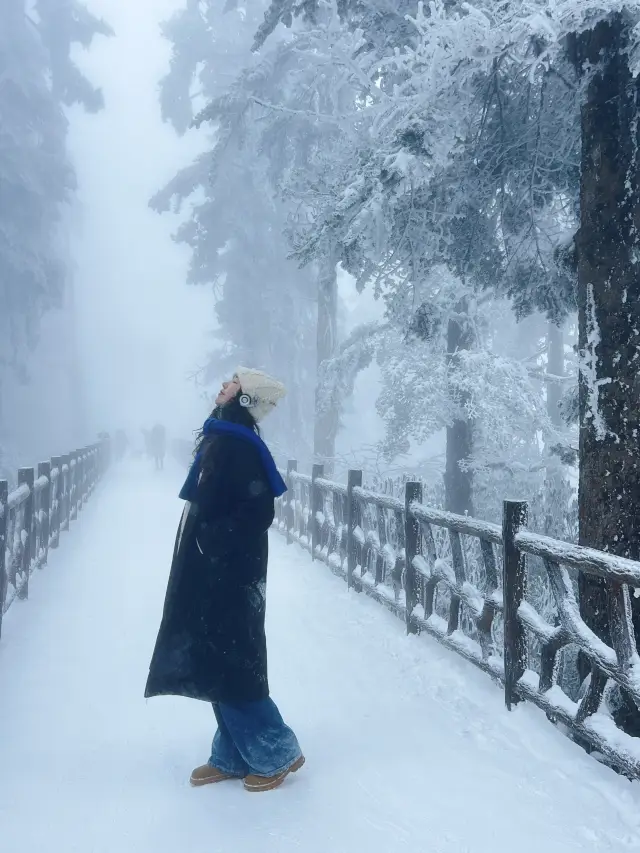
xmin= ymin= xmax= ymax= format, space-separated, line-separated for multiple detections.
xmin=145 ymin=368 xmax=304 ymax=793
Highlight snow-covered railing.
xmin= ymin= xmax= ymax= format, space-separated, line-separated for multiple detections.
xmin=406 ymin=494 xmax=504 ymax=679
xmin=274 ymin=463 xmax=640 ymax=780
xmin=276 ymin=462 xmax=352 ymax=574
xmin=283 ymin=463 xmax=313 ymax=551
xmin=0 ymin=440 xmax=110 ymax=639
xmin=505 ymin=509 xmax=640 ymax=779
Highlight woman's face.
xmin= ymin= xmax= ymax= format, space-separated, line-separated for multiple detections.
xmin=215 ymin=378 xmax=241 ymax=407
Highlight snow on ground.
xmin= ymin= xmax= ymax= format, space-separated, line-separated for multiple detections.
xmin=2 ymin=460 xmax=640 ymax=853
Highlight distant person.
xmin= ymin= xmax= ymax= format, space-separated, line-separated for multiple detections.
xmin=149 ymin=424 xmax=166 ymax=471
xmin=145 ymin=368 xmax=304 ymax=793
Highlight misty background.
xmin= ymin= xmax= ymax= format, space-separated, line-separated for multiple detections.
xmin=69 ymin=0 xmax=210 ymax=442
xmin=3 ymin=0 xmax=207 ymax=467
xmin=2 ymin=0 xmax=397 ymax=472
xmin=1 ymin=0 xmax=578 ymax=532
xmin=7 ymin=0 xmax=640 ymax=814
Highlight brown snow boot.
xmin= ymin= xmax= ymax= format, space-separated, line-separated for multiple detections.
xmin=243 ymin=755 xmax=305 ymax=793
xmin=190 ymin=763 xmax=241 ymax=787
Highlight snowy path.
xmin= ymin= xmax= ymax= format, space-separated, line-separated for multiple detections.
xmin=2 ymin=462 xmax=640 ymax=853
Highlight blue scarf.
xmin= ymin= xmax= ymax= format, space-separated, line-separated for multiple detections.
xmin=179 ymin=417 xmax=287 ymax=502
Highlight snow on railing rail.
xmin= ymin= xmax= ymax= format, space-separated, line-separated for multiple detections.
xmin=515 ymin=529 xmax=640 ymax=585
xmin=0 ymin=440 xmax=110 ymax=638
xmin=274 ymin=461 xmax=640 ymax=781
xmin=410 ymin=502 xmax=503 ymax=544
xmin=7 ymin=483 xmax=31 ymax=512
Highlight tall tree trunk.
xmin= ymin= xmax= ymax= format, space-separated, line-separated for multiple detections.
xmin=572 ymin=16 xmax=640 ymax=669
xmin=445 ymin=300 xmax=474 ymax=515
xmin=313 ymin=246 xmax=339 ymax=469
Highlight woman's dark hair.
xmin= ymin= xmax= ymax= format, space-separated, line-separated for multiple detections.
xmin=193 ymin=392 xmax=260 ymax=460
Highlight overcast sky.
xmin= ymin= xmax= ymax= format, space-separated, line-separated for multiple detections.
xmin=68 ymin=0 xmax=212 ymax=442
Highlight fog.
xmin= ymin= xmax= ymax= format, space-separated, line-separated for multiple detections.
xmin=2 ymin=5 xmax=638 ymax=847
xmin=0 ymin=0 xmax=578 ymax=515
xmin=68 ymin=0 xmax=211 ymax=442
xmin=68 ymin=0 xmax=393 ymax=464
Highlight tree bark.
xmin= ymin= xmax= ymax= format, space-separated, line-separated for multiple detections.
xmin=313 ymin=246 xmax=339 ymax=469
xmin=445 ymin=300 xmax=474 ymax=515
xmin=572 ymin=15 xmax=640 ymax=656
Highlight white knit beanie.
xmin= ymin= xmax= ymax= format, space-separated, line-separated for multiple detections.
xmin=234 ymin=367 xmax=287 ymax=423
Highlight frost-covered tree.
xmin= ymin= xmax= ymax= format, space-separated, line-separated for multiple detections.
xmin=252 ymin=4 xmax=426 ymax=469
xmin=254 ymin=0 xmax=418 ymax=54
xmin=35 ymin=0 xmax=112 ymax=111
xmin=364 ymin=274 xmax=565 ymax=521
xmin=0 ymin=0 xmax=109 ymax=374
xmin=0 ymin=0 xmax=110 ymax=473
xmin=151 ymin=2 xmax=318 ymax=463
xmin=0 ymin=1 xmax=71 ymax=378
xmin=248 ymin=26 xmax=367 ymax=467
xmin=253 ymin=0 xmax=640 ymax=549
xmin=255 ymin=1 xmax=581 ymax=512
xmin=256 ymin=0 xmax=640 ymax=734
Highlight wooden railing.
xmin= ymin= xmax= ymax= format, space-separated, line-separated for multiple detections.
xmin=274 ymin=460 xmax=640 ymax=779
xmin=0 ymin=440 xmax=110 ymax=639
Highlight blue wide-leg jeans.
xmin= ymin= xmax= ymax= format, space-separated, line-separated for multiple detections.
xmin=209 ymin=698 xmax=302 ymax=777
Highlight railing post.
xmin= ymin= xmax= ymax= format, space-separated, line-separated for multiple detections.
xmin=87 ymin=449 xmax=92 ymax=495
xmin=311 ymin=464 xmax=324 ymax=560
xmin=38 ymin=461 xmax=51 ymax=567
xmin=89 ymin=448 xmax=96 ymax=491
xmin=76 ymin=451 xmax=83 ymax=509
xmin=83 ymin=450 xmax=90 ymax=499
xmin=80 ymin=451 xmax=87 ymax=508
xmin=69 ymin=453 xmax=78 ymax=522
xmin=286 ymin=460 xmax=297 ymax=545
xmin=88 ymin=449 xmax=92 ymax=492
xmin=61 ymin=454 xmax=70 ymax=531
xmin=404 ymin=482 xmax=422 ymax=635
xmin=76 ymin=451 xmax=81 ymax=511
xmin=0 ymin=480 xmax=7 ymax=639
xmin=18 ymin=468 xmax=35 ymax=600
xmin=50 ymin=456 xmax=61 ymax=549
xmin=503 ymin=500 xmax=528 ymax=710
xmin=346 ymin=469 xmax=363 ymax=590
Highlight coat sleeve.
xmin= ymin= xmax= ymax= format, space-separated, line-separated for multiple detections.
xmin=194 ymin=437 xmax=275 ymax=553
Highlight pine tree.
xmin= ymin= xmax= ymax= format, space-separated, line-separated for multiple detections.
xmin=0 ymin=0 xmax=73 ymax=375
xmin=0 ymin=0 xmax=110 ymax=473
xmin=35 ymin=0 xmax=113 ymax=111
xmin=254 ymin=1 xmax=581 ymax=508
xmin=151 ymin=1 xmax=318 ymax=463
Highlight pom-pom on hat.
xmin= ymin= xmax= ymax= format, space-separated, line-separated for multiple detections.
xmin=234 ymin=367 xmax=286 ymax=423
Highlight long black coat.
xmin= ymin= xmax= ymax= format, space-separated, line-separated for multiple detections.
xmin=145 ymin=434 xmax=275 ymax=704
